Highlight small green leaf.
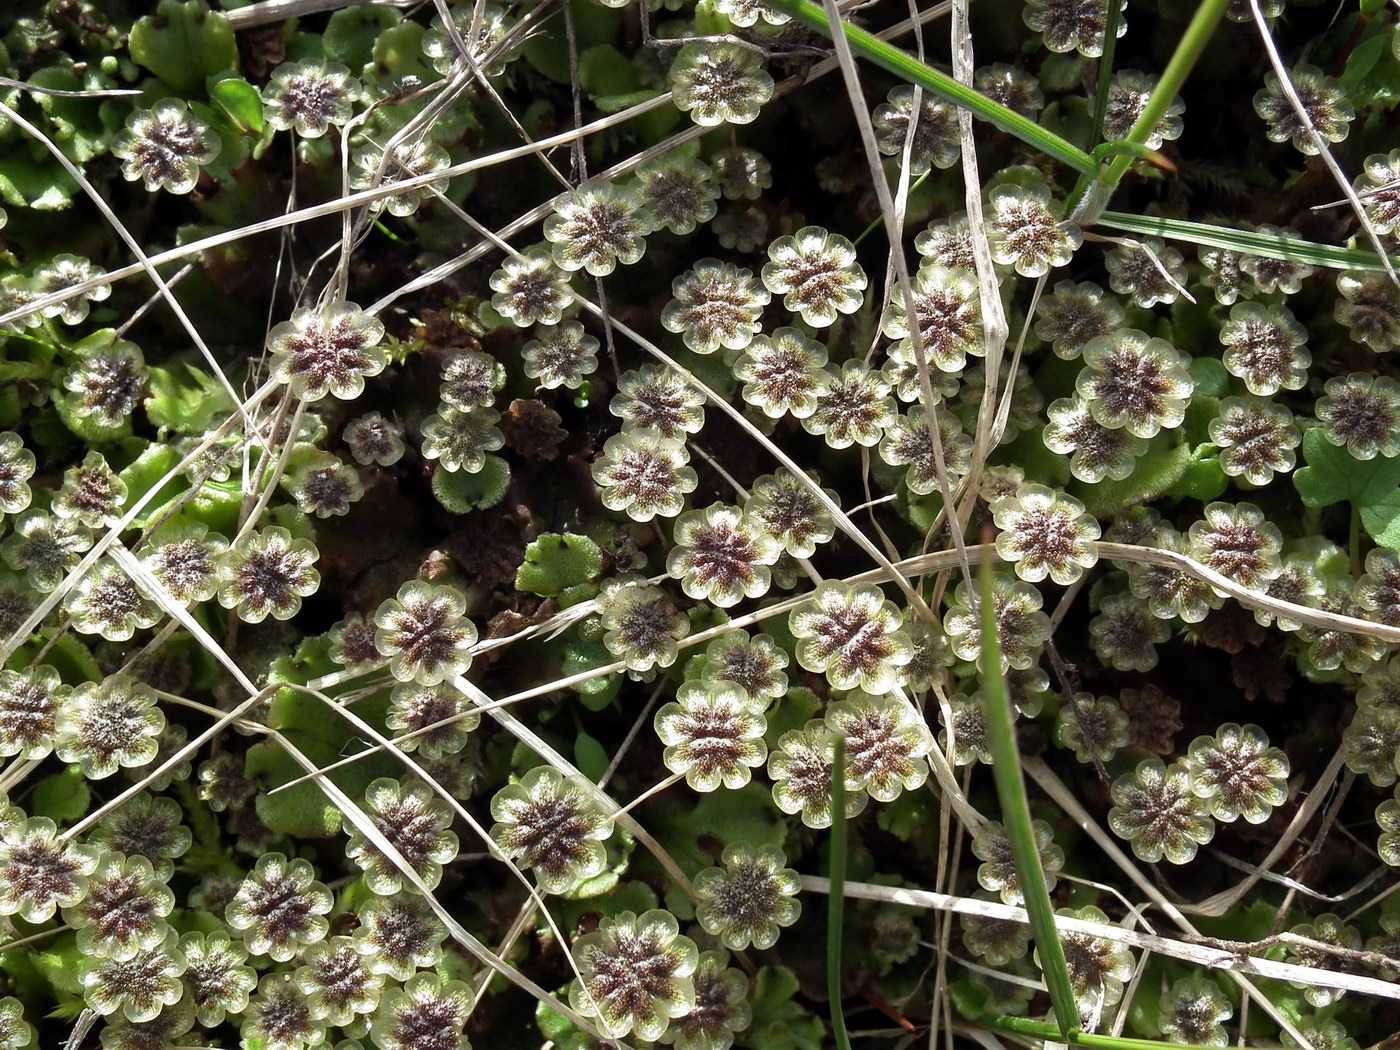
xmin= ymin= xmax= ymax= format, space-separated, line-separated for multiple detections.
xmin=1342 ymin=28 xmax=1387 ymax=87
xmin=142 ymin=363 xmax=235 ymax=434
xmin=1167 ymin=453 xmax=1228 ymax=502
xmin=1362 ymin=490 xmax=1400 ymax=547
xmin=573 ymin=731 xmax=609 ymax=782
xmin=247 ymin=738 xmax=343 ymax=838
xmin=365 ymin=22 xmax=436 ymax=102
xmin=876 ymin=789 xmax=939 ymax=842
xmin=562 ymin=877 xmax=656 ymax=919
xmin=593 ymin=88 xmax=667 ymax=114
xmin=1294 ymin=428 xmax=1400 ymax=508
xmin=31 ymin=64 xmax=113 ymax=164
xmin=579 ymin=45 xmax=640 ymax=98
xmin=187 ymin=99 xmax=239 ymax=138
xmin=1295 ymin=429 xmax=1400 ymax=544
xmin=522 ymin=1 xmax=623 ymax=84
xmin=31 ymin=766 xmax=89 ymax=825
xmin=209 ymin=74 xmax=265 ymax=135
xmin=947 ymin=978 xmax=990 ymax=1022
xmin=516 ymin=533 xmax=603 ymax=597
xmin=1340 ymin=22 xmax=1400 ymax=108
xmin=535 ymin=995 xmax=581 ymax=1045
xmin=0 ymin=153 xmax=78 ymax=210
xmin=33 ymin=934 xmax=82 ymax=996
xmin=651 ymin=781 xmax=784 ymax=878
xmin=752 ymin=964 xmax=800 ymax=1013
xmin=1188 ymin=356 xmax=1229 ymax=398
xmin=148 ymin=479 xmax=242 ymax=536
xmin=560 ymin=640 xmax=621 ymax=710
xmin=247 ymin=682 xmax=400 ymax=839
xmin=129 ymin=0 xmax=238 ymax=95
xmin=118 ymin=442 xmax=184 ymax=517
xmin=1039 ymin=52 xmax=1093 ymax=93
xmin=748 ymin=966 xmax=826 ymax=1050
xmin=431 ymin=457 xmax=510 ymax=513
xmin=323 ymin=4 xmax=402 ymax=67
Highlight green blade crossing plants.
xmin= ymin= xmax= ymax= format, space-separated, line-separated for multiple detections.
xmin=1071 ymin=0 xmax=1231 ymax=222
xmin=757 ymin=0 xmax=1096 ymax=175
xmin=1100 ymin=0 xmax=1230 ymax=187
xmin=977 ymin=554 xmax=1079 ymax=1038
xmin=991 ymin=1016 xmax=1266 ymax=1050
xmin=1098 ymin=212 xmax=1400 ymax=272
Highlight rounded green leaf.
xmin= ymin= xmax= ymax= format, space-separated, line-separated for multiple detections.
xmin=516 ymin=533 xmax=604 ymax=597
xmin=129 ymin=0 xmax=238 ymax=95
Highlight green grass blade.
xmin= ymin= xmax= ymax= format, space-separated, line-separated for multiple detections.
xmin=1088 ymin=0 xmax=1126 ymax=144
xmin=1099 ymin=0 xmax=1230 ymax=188
xmin=977 ymin=556 xmax=1079 ymax=1038
xmin=827 ymin=734 xmax=853 ymax=1050
xmin=759 ymin=0 xmax=1096 ymax=175
xmin=1071 ymin=0 xmax=1229 ymax=220
xmin=1098 ymin=211 xmax=1400 ymax=272
xmin=991 ymin=1016 xmax=1246 ymax=1050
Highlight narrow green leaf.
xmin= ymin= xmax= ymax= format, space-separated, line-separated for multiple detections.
xmin=758 ymin=0 xmax=1095 ymax=175
xmin=593 ymin=89 xmax=668 ymax=114
xmin=1098 ymin=211 xmax=1399 ymax=272
xmin=978 ymin=555 xmax=1079 ymax=1038
xmin=1341 ymin=30 xmax=1387 ymax=90
xmin=187 ymin=99 xmax=239 ymax=138
xmin=1098 ymin=0 xmax=1229 ymax=187
xmin=990 ymin=1015 xmax=1276 ymax=1050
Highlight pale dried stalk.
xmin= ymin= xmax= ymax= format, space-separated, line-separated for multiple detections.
xmin=283 ymin=538 xmax=1400 ymax=790
xmin=1248 ymin=0 xmax=1399 ymax=289
xmin=803 ymin=875 xmax=1400 ymax=1000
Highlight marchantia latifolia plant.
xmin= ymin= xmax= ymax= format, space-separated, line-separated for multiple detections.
xmin=0 ymin=0 xmax=1397 ymax=1048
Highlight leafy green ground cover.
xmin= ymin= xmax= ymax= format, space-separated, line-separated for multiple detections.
xmin=0 ymin=0 xmax=1396 ymax=1049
